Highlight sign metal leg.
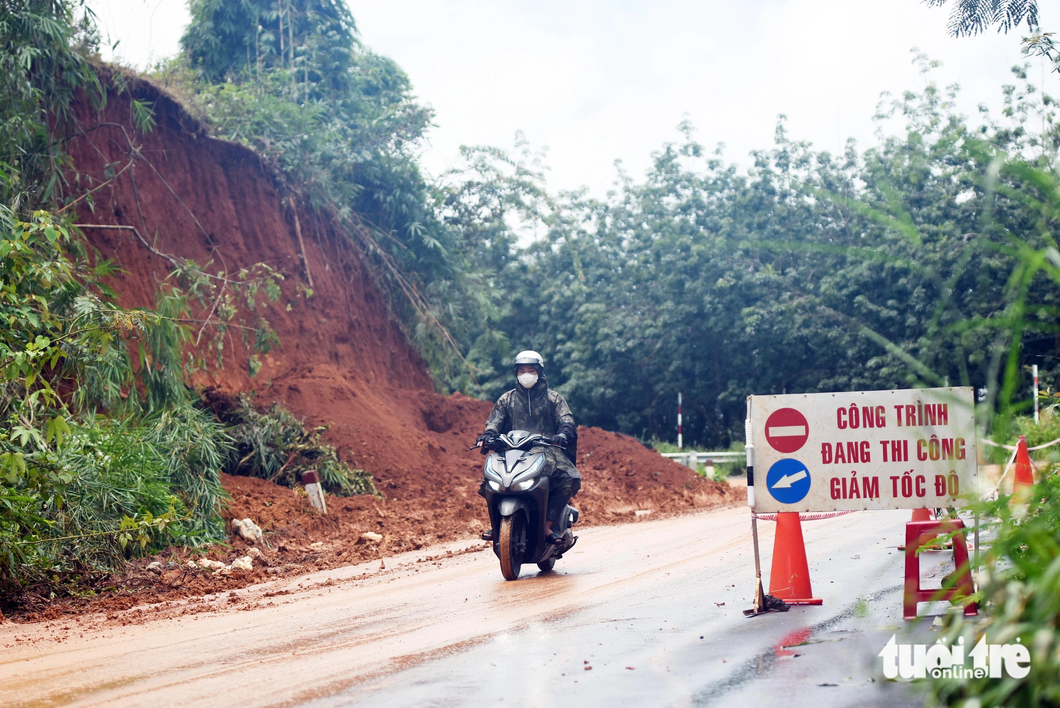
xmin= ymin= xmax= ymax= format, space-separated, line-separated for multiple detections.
xmin=744 ymin=514 xmax=769 ymax=616
xmin=973 ymin=511 xmax=980 ymax=591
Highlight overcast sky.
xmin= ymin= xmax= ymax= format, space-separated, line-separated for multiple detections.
xmin=87 ymin=0 xmax=1049 ymax=197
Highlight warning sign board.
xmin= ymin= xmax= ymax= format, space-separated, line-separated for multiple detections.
xmin=748 ymin=388 xmax=977 ymax=513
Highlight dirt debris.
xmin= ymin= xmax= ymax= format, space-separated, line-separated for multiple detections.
xmin=12 ymin=430 xmax=737 ymax=623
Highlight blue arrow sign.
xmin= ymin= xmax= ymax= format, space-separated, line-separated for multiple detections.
xmin=766 ymin=458 xmax=812 ymax=505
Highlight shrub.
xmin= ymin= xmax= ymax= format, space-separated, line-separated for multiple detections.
xmin=929 ymin=471 xmax=1060 ymax=706
xmin=0 ymin=409 xmax=230 ymax=600
xmin=142 ymin=402 xmax=231 ymax=541
xmin=981 ymin=410 xmax=1060 ymax=466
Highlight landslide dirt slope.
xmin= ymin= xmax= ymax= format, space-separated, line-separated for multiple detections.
xmin=66 ymin=73 xmax=737 ymax=569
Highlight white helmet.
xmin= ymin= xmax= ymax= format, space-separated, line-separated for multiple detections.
xmin=512 ymin=350 xmax=544 ymax=373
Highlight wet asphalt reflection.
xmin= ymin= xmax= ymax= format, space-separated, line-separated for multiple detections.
xmin=303 ymin=508 xmax=939 ymax=708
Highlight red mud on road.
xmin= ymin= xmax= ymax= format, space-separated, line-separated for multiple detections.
xmin=2 ymin=72 xmax=737 ymax=622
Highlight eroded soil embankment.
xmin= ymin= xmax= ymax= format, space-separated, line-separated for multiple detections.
xmin=22 ymin=72 xmax=740 ymax=620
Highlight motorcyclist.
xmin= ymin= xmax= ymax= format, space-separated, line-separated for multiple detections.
xmin=476 ymin=350 xmax=580 ymax=545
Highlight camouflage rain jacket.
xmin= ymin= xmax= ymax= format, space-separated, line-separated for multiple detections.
xmin=483 ymin=375 xmax=580 ymax=477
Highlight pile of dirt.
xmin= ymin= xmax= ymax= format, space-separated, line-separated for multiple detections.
xmin=204 ymin=377 xmax=737 ymax=524
xmin=575 ymin=428 xmax=738 ymax=516
xmin=218 ymin=419 xmax=739 ymax=552
xmin=24 ymin=72 xmax=741 ymax=619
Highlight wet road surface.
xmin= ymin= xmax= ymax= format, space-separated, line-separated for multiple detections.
xmin=0 ymin=506 xmax=953 ymax=707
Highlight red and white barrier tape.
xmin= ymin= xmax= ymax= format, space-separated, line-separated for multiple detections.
xmin=753 ymin=511 xmax=858 ymax=522
xmin=980 ymin=436 xmax=1060 ymax=451
xmin=986 ymin=445 xmax=1021 ymax=500
xmin=979 ymin=436 xmax=1059 ymax=499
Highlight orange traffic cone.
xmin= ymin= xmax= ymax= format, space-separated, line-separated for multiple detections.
xmin=904 ymin=508 xmax=943 ymax=550
xmin=911 ymin=508 xmax=932 ymax=522
xmin=768 ymin=512 xmax=822 ymax=605
xmin=1014 ymin=435 xmax=1035 ymax=494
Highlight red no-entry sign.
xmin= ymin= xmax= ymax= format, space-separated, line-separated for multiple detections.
xmin=764 ymin=407 xmax=809 ymax=453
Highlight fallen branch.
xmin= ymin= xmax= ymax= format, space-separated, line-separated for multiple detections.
xmin=73 ymin=223 xmax=183 ymax=270
xmin=292 ymin=210 xmax=314 ymax=289
xmin=55 ymin=159 xmax=135 ymax=214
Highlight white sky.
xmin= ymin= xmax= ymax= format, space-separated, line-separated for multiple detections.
xmin=87 ymin=0 xmax=1051 ymax=198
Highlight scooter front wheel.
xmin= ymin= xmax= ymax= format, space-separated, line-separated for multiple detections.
xmin=498 ymin=513 xmax=525 ymax=580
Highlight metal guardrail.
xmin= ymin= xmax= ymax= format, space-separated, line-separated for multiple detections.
xmin=660 ymin=451 xmax=743 ymax=469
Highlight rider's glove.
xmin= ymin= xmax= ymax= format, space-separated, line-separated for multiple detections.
xmin=550 ymin=432 xmax=569 ymax=448
xmin=476 ymin=432 xmax=498 ymax=455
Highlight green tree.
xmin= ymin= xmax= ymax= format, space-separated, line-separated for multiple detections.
xmin=925 ymin=0 xmax=1039 ymax=37
xmin=439 ymin=59 xmax=1060 ymax=447
xmin=0 ymin=0 xmax=102 ymax=213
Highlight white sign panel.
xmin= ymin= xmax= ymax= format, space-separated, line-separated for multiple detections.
xmin=748 ymin=388 xmax=977 ymax=513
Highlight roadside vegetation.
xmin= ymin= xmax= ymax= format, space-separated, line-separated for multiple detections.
xmin=920 ymin=132 xmax=1060 ymax=705
xmin=927 ymin=409 xmax=1060 ymax=706
xmin=0 ymin=1 xmax=215 ymax=602
xmin=0 ymin=1 xmax=374 ymax=609
xmin=916 ymin=7 xmax=1060 ymax=702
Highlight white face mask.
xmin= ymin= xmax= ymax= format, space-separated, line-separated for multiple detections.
xmin=518 ymin=372 xmax=538 ymax=389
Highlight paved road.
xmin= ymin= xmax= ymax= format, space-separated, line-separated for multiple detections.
xmin=0 ymin=506 xmax=955 ymax=707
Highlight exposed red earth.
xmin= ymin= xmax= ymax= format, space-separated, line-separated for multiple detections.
xmin=5 ymin=73 xmax=738 ymax=621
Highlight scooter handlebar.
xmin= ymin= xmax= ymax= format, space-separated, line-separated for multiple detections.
xmin=467 ymin=438 xmax=565 ymax=452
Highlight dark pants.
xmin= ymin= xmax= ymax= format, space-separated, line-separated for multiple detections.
xmin=547 ymin=474 xmax=581 ymax=530
xmin=545 ymin=445 xmax=580 ymax=528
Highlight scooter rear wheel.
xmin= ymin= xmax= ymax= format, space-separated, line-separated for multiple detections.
xmin=536 ymin=558 xmax=555 ymax=572
xmin=498 ymin=514 xmax=525 ymax=580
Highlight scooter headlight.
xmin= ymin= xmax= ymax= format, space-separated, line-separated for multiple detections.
xmin=488 ymin=480 xmax=502 ymax=492
xmin=524 ymin=455 xmax=545 ymax=476
xmin=511 ymin=455 xmax=545 ymax=487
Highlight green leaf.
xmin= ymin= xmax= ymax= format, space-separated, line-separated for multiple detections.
xmin=11 ymin=426 xmax=40 ymax=448
xmin=45 ymin=416 xmax=70 ymax=447
xmin=0 ymin=452 xmax=26 ymax=483
xmin=131 ymin=99 xmax=157 ymax=133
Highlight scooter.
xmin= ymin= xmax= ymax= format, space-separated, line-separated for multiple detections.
xmin=474 ymin=430 xmax=578 ymax=580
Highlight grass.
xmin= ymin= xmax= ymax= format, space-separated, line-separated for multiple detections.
xmin=1 ymin=407 xmax=231 ymax=594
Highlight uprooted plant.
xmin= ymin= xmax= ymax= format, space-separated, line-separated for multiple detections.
xmin=213 ymin=393 xmax=376 ymax=497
